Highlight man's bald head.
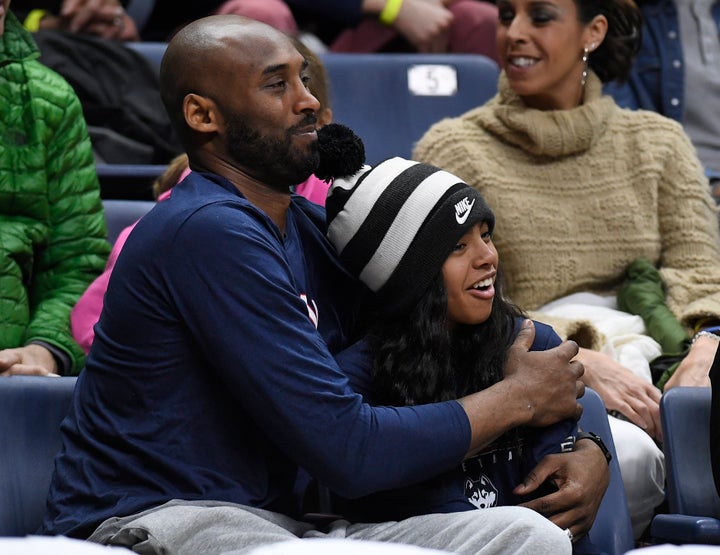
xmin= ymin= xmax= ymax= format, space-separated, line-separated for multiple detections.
xmin=159 ymin=15 xmax=297 ymax=148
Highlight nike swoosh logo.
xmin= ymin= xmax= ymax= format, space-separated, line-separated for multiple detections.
xmin=455 ymin=198 xmax=476 ymax=225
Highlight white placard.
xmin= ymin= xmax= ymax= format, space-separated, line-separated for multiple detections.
xmin=407 ymin=65 xmax=458 ymax=96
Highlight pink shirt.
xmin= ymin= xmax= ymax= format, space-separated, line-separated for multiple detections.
xmin=71 ymin=173 xmax=330 ymax=354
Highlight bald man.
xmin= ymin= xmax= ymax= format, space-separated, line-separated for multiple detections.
xmin=40 ymin=16 xmax=606 ymax=554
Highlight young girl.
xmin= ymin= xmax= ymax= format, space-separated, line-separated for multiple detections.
xmin=317 ymin=127 xmax=599 ymax=551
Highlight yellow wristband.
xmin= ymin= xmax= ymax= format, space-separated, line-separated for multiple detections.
xmin=23 ymin=9 xmax=49 ymax=32
xmin=379 ymin=0 xmax=405 ymax=25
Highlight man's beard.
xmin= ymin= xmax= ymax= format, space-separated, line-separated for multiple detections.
xmin=225 ymin=114 xmax=319 ymax=192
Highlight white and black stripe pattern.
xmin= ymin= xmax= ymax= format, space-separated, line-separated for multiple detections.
xmin=326 ymin=157 xmax=495 ymax=316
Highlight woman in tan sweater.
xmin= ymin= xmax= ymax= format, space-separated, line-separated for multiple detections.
xmin=414 ymin=0 xmax=720 ymax=539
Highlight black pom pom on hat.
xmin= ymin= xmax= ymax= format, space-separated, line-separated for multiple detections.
xmin=315 ymin=123 xmax=366 ymax=182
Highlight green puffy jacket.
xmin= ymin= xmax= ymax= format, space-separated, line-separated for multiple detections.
xmin=0 ymin=12 xmax=109 ymax=374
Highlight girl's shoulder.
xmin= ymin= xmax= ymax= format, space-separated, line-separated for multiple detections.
xmin=512 ymin=317 xmax=562 ymax=351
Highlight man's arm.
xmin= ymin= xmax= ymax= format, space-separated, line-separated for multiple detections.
xmin=460 ymin=321 xmax=585 ymax=457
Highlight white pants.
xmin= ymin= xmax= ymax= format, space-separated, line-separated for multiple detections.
xmin=609 ymin=415 xmax=666 ymax=539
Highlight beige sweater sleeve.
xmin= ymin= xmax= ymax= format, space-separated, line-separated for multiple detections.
xmin=655 ymin=123 xmax=720 ymax=327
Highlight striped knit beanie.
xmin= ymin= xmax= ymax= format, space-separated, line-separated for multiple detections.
xmin=326 ymin=157 xmax=495 ymax=317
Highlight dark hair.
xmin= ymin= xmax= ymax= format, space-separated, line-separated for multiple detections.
xmin=578 ymin=0 xmax=642 ymax=83
xmin=369 ymin=269 xmax=523 ymax=406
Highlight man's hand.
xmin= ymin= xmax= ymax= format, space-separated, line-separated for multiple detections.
xmin=664 ymin=335 xmax=715 ymax=390
xmin=0 ymin=344 xmax=60 ymax=377
xmin=504 ymin=320 xmax=585 ymax=428
xmin=460 ymin=321 xmax=585 ymax=457
xmin=576 ymin=347 xmax=662 ymax=441
xmin=515 ymin=439 xmax=610 ymax=541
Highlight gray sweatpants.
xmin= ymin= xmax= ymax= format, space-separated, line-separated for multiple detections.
xmin=88 ymin=499 xmax=571 ymax=555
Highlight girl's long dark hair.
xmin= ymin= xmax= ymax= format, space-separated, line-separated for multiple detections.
xmin=369 ymin=268 xmax=523 ymax=406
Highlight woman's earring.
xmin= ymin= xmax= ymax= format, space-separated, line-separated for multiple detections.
xmin=581 ymin=46 xmax=590 ymax=86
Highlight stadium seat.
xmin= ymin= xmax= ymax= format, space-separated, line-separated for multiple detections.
xmin=123 ymin=45 xmax=499 ymax=168
xmin=125 ymin=41 xmax=167 ymax=75
xmin=96 ymin=163 xmax=166 ymax=201
xmin=650 ymin=387 xmax=720 ymax=545
xmin=320 ymin=53 xmax=499 ymax=165
xmin=102 ymin=198 xmax=156 ymax=244
xmin=579 ymin=388 xmax=635 ymax=555
xmin=0 ymin=376 xmax=77 ymax=536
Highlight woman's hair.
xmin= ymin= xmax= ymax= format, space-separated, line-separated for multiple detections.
xmin=151 ymin=153 xmax=189 ymax=199
xmin=369 ymin=267 xmax=524 ymax=406
xmin=577 ymin=0 xmax=642 ymax=83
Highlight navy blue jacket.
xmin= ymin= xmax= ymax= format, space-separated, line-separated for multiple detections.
xmin=40 ymin=172 xmax=472 ymax=538
xmin=333 ymin=320 xmax=578 ymax=522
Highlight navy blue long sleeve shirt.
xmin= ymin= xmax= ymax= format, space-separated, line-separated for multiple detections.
xmin=41 ymin=172 xmax=470 ymax=538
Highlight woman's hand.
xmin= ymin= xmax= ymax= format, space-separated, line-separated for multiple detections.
xmin=575 ymin=347 xmax=662 ymax=442
xmin=664 ymin=334 xmax=716 ymax=390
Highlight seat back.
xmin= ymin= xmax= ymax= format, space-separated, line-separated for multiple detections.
xmin=579 ymin=388 xmax=635 ymax=555
xmin=124 ymin=41 xmax=167 ymax=75
xmin=0 ymin=376 xmax=77 ymax=536
xmin=102 ymin=199 xmax=157 ymax=245
xmin=660 ymin=387 xmax=720 ymax=517
xmin=320 ymin=53 xmax=499 ymax=165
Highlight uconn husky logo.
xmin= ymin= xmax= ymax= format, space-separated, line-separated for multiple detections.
xmin=465 ymin=474 xmax=498 ymax=509
xmin=454 ymin=196 xmax=476 ymax=225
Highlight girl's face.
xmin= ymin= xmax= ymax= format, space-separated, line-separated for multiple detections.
xmin=442 ymin=222 xmax=498 ymax=327
xmin=495 ymin=0 xmax=606 ymax=110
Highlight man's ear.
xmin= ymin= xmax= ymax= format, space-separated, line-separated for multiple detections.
xmin=183 ymin=93 xmax=221 ymax=134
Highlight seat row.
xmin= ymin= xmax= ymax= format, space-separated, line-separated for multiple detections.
xmin=98 ymin=43 xmax=501 ymax=200
xmin=0 ymin=376 xmax=637 ymax=554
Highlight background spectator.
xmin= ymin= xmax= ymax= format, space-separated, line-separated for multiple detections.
xmin=287 ymin=0 xmax=500 ymax=61
xmin=605 ymin=0 xmax=720 ymax=200
xmin=413 ymin=0 xmax=720 ymax=538
xmin=0 ymin=2 xmax=109 ymax=376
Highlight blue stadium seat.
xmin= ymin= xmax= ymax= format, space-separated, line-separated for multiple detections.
xmin=123 ymin=45 xmax=500 ymax=167
xmin=579 ymin=388 xmax=635 ymax=555
xmin=96 ymin=163 xmax=166 ymax=201
xmin=0 ymin=376 xmax=77 ymax=536
xmin=320 ymin=53 xmax=499 ymax=165
xmin=650 ymin=387 xmax=720 ymax=545
xmin=102 ymin=198 xmax=156 ymax=244
xmin=125 ymin=41 xmax=167 ymax=75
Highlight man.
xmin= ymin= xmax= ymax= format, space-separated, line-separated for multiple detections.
xmin=0 ymin=0 xmax=109 ymax=377
xmin=41 ymin=15 xmax=608 ymax=554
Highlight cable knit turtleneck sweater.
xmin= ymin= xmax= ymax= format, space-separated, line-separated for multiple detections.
xmin=414 ymin=71 xmax=720 ymax=345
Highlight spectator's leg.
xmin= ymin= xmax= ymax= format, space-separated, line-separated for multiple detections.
xmin=312 ymin=506 xmax=572 ymax=555
xmin=214 ymin=0 xmax=298 ymax=35
xmin=88 ymin=499 xmax=313 ymax=554
xmin=446 ymin=0 xmax=500 ymax=64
